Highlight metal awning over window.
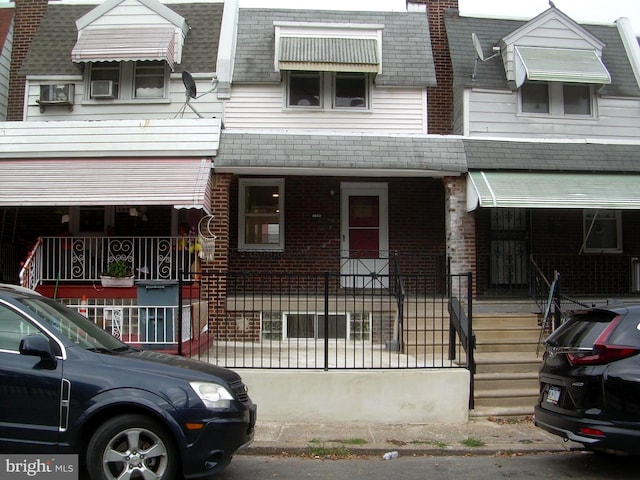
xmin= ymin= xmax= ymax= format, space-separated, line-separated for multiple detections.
xmin=515 ymin=46 xmax=611 ymax=88
xmin=0 ymin=158 xmax=211 ymax=212
xmin=277 ymin=37 xmax=379 ymax=72
xmin=467 ymin=172 xmax=640 ymax=211
xmin=71 ymin=27 xmax=176 ymax=69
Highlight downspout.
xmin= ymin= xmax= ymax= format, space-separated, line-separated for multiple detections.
xmin=616 ymin=17 xmax=640 ymax=89
xmin=215 ymin=0 xmax=239 ymax=100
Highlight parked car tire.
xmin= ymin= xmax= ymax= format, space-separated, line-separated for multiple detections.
xmin=86 ymin=414 xmax=178 ymax=480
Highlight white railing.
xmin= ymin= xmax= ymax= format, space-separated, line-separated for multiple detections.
xmin=66 ymin=302 xmax=195 ymax=347
xmin=21 ymin=236 xmax=200 ymax=287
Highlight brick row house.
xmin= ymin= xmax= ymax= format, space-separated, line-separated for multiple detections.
xmin=3 ymin=0 xmax=640 ymax=419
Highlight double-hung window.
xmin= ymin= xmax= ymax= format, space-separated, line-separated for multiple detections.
xmin=287 ymin=71 xmax=369 ymax=110
xmin=520 ymin=82 xmax=593 ymax=116
xmin=239 ymin=179 xmax=285 ymax=251
xmin=583 ymin=209 xmax=621 ymax=253
xmin=88 ymin=61 xmax=167 ymax=101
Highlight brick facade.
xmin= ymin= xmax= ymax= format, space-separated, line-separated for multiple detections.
xmin=444 ymin=176 xmax=476 ymax=295
xmin=7 ymin=0 xmax=47 ymax=121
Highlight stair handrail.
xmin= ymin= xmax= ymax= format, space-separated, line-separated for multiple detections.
xmin=392 ymin=251 xmax=406 ymax=353
xmin=448 ymin=271 xmax=475 ymax=409
xmin=19 ymin=237 xmax=43 ymax=290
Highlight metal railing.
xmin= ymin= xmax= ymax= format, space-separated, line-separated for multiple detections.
xmin=20 ymin=236 xmax=201 ymax=288
xmin=173 ymin=270 xmax=471 ymax=370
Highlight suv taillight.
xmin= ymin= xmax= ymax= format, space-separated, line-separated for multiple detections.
xmin=567 ymin=316 xmax=640 ymax=366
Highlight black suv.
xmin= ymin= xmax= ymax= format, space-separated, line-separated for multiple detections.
xmin=0 ymin=284 xmax=256 ymax=479
xmin=535 ymin=305 xmax=640 ymax=455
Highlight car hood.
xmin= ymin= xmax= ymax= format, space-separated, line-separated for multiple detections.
xmin=96 ymin=348 xmax=241 ymax=385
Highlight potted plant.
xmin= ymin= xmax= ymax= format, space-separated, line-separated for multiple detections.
xmin=100 ymin=260 xmax=134 ymax=287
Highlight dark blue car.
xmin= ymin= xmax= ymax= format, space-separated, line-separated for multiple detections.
xmin=0 ymin=284 xmax=256 ymax=479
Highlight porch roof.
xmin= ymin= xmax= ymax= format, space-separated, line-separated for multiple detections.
xmin=215 ymin=131 xmax=467 ymax=176
xmin=0 ymin=157 xmax=212 ymax=211
xmin=467 ymin=171 xmax=640 ymax=211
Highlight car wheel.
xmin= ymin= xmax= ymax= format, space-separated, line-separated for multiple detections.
xmin=86 ymin=413 xmax=178 ymax=480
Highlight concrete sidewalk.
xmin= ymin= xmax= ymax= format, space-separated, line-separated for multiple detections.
xmin=243 ymin=419 xmax=583 ymax=457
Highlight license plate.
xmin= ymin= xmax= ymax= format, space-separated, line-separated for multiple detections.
xmin=546 ymin=386 xmax=561 ymax=405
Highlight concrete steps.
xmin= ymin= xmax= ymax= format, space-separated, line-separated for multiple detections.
xmin=470 ymin=313 xmax=544 ymax=419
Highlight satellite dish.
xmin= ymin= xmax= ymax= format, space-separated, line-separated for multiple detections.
xmin=175 ymin=71 xmax=218 ymax=118
xmin=182 ymin=71 xmax=197 ymax=99
xmin=470 ymin=33 xmax=500 ymax=82
xmin=472 ymin=33 xmax=485 ymax=61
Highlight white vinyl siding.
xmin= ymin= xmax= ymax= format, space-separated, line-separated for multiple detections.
xmin=462 ymin=88 xmax=640 ymax=140
xmin=0 ymin=12 xmax=11 ymax=120
xmin=23 ymin=75 xmax=223 ymax=121
xmin=224 ymin=84 xmax=427 ymax=134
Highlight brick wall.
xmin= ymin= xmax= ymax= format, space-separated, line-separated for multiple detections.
xmin=417 ymin=0 xmax=458 ymax=134
xmin=7 ymin=0 xmax=47 ymax=121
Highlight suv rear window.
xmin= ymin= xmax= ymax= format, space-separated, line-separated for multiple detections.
xmin=547 ymin=309 xmax=617 ymax=348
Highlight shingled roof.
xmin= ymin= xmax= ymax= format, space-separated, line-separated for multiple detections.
xmin=445 ymin=9 xmax=640 ymax=97
xmin=463 ymin=138 xmax=640 ymax=173
xmin=216 ymin=132 xmax=466 ymax=174
xmin=20 ymin=2 xmax=223 ymax=76
xmin=233 ymin=8 xmax=436 ymax=87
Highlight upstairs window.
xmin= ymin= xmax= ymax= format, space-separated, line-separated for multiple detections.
xmin=520 ymin=82 xmax=593 ymax=116
xmin=88 ymin=61 xmax=167 ymax=101
xmin=287 ymin=71 xmax=369 ymax=110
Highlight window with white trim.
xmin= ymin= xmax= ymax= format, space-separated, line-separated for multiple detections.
xmin=583 ymin=209 xmax=621 ymax=253
xmin=286 ymin=71 xmax=369 ymax=110
xmin=520 ymin=82 xmax=593 ymax=116
xmin=238 ymin=179 xmax=284 ymax=251
xmin=88 ymin=61 xmax=168 ymax=101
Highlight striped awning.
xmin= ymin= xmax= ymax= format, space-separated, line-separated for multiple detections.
xmin=277 ymin=37 xmax=379 ymax=72
xmin=467 ymin=172 xmax=640 ymax=211
xmin=72 ymin=27 xmax=176 ymax=69
xmin=0 ymin=158 xmax=212 ymax=212
xmin=515 ymin=46 xmax=611 ymax=88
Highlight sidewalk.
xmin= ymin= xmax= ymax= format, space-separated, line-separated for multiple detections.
xmin=243 ymin=418 xmax=582 ymax=457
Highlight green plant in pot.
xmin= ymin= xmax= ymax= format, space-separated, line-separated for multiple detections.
xmin=101 ymin=260 xmax=134 ymax=287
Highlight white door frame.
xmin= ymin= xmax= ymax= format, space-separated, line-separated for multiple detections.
xmin=340 ymin=182 xmax=389 ymax=288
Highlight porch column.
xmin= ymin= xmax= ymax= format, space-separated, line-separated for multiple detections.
xmin=202 ymin=173 xmax=232 ymax=338
xmin=444 ymin=176 xmax=476 ymax=297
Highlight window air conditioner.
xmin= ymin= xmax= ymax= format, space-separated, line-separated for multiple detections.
xmin=90 ymin=80 xmax=115 ymax=99
xmin=38 ymin=84 xmax=74 ymax=104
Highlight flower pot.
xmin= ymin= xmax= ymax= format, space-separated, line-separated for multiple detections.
xmin=100 ymin=276 xmax=134 ymax=288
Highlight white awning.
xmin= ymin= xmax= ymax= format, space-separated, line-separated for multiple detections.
xmin=515 ymin=46 xmax=611 ymax=88
xmin=0 ymin=158 xmax=212 ymax=212
xmin=467 ymin=172 xmax=640 ymax=211
xmin=71 ymin=27 xmax=176 ymax=69
xmin=277 ymin=36 xmax=380 ymax=73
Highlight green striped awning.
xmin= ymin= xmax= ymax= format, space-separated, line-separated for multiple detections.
xmin=515 ymin=46 xmax=611 ymax=87
xmin=467 ymin=172 xmax=640 ymax=211
xmin=277 ymin=37 xmax=379 ymax=72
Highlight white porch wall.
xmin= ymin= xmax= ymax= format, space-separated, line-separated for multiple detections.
xmin=223 ymin=84 xmax=428 ymax=134
xmin=241 ymin=369 xmax=470 ymax=424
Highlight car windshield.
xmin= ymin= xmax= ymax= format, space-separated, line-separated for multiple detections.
xmin=19 ymin=296 xmax=127 ymax=351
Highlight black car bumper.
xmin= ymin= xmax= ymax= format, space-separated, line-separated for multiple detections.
xmin=182 ymin=403 xmax=257 ymax=479
xmin=535 ymin=405 xmax=640 ymax=455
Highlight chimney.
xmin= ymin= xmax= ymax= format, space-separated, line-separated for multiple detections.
xmin=409 ymin=0 xmax=458 ymax=135
xmin=7 ymin=0 xmax=48 ymax=121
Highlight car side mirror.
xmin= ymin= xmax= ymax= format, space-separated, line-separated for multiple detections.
xmin=19 ymin=334 xmax=55 ymax=361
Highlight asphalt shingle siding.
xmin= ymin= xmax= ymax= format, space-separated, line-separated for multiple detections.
xmin=464 ymin=139 xmax=640 ymax=173
xmin=234 ymin=9 xmax=436 ymax=87
xmin=20 ymin=3 xmax=223 ymax=76
xmin=217 ymin=133 xmax=466 ymax=173
xmin=445 ymin=10 xmax=640 ymax=97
